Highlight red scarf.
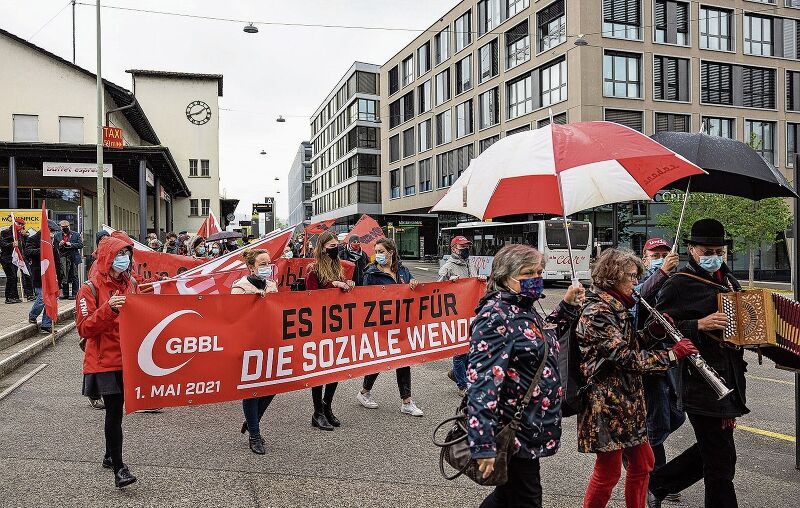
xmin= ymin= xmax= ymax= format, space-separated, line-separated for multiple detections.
xmin=604 ymin=287 xmax=637 ymax=309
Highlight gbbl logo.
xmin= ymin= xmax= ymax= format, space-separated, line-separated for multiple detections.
xmin=137 ymin=310 xmax=223 ymax=377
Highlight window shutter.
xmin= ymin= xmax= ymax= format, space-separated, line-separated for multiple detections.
xmin=389 ymin=100 xmax=401 ymax=128
xmin=676 ymin=2 xmax=689 ymax=34
xmin=403 ymin=92 xmax=414 ymax=120
xmin=388 ymin=67 xmax=399 ymax=95
xmin=506 ymin=20 xmax=529 ymax=47
xmin=784 ymin=19 xmax=799 ymax=60
xmin=666 ymin=58 xmax=678 ymax=100
xmin=654 ymin=57 xmax=664 ymax=99
xmin=491 ymin=40 xmax=499 ymax=75
xmin=788 ymin=71 xmax=800 ymax=111
xmin=537 ymin=112 xmax=567 ymax=128
xmin=655 ymin=113 xmax=669 ymax=133
xmin=605 ymin=109 xmax=643 ymax=132
xmin=654 ymin=1 xmax=666 ymax=30
xmin=626 ymin=0 xmax=640 ymax=25
xmin=538 ymin=0 xmax=565 ymax=28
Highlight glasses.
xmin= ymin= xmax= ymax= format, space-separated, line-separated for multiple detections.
xmin=624 ymin=272 xmax=639 ymax=281
xmin=695 ymin=248 xmax=726 ymax=256
xmin=646 ymin=252 xmax=669 ymax=260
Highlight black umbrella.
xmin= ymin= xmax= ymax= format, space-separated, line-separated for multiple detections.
xmin=205 ymin=231 xmax=242 ymax=242
xmin=651 ymin=132 xmax=799 ymax=199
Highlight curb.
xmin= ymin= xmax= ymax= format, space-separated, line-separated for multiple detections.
xmin=0 ymin=308 xmax=76 ymax=379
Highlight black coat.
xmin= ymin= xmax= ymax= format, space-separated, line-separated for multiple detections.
xmin=339 ymin=247 xmax=369 ymax=286
xmin=0 ymin=227 xmax=15 ymax=264
xmin=656 ymin=260 xmax=749 ymax=418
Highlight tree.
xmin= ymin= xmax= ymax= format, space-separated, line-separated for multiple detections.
xmin=657 ymin=193 xmax=792 ymax=286
xmin=275 ymin=217 xmax=288 ymax=230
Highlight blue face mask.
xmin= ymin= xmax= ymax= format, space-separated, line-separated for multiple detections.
xmin=196 ymin=247 xmax=206 ymax=256
xmin=112 ymin=254 xmax=130 ymax=273
xmin=649 ymin=258 xmax=664 ymax=270
xmin=458 ymin=248 xmax=470 ymax=260
xmin=375 ymin=253 xmax=388 ymax=265
xmin=513 ymin=276 xmax=545 ymax=300
xmin=698 ymin=255 xmax=723 ymax=273
xmin=257 ymin=265 xmax=273 ymax=280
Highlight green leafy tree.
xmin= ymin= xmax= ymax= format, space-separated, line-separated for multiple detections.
xmin=275 ymin=217 xmax=288 ymax=230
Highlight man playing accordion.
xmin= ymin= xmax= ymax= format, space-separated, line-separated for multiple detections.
xmin=648 ymin=219 xmax=748 ymax=508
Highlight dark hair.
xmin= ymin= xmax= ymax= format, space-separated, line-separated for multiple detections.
xmin=311 ymin=230 xmax=343 ymax=285
xmin=166 ymin=232 xmax=177 ymax=239
xmin=375 ymin=237 xmax=400 ymax=273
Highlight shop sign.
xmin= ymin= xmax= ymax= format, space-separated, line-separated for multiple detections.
xmin=400 ymin=221 xmax=423 ymax=226
xmin=0 ymin=209 xmax=42 ymax=230
xmin=146 ymin=168 xmax=154 ymax=186
xmin=43 ymin=162 xmax=113 ymax=178
xmin=103 ymin=126 xmax=124 ymax=148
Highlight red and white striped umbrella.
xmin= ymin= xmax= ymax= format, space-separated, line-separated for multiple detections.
xmin=431 ymin=121 xmax=705 ymax=219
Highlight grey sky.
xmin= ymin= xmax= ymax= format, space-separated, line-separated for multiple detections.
xmin=1 ymin=0 xmax=455 ymax=220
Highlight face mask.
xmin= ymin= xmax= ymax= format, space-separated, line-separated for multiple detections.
xmin=649 ymin=258 xmax=664 ymax=270
xmin=211 ymin=248 xmax=220 ymax=255
xmin=375 ymin=253 xmax=388 ymax=265
xmin=62 ymin=228 xmax=70 ymax=234
xmin=285 ymin=250 xmax=294 ymax=258
xmin=350 ymin=243 xmax=361 ymax=252
xmin=257 ymin=265 xmax=274 ymax=280
xmin=326 ymin=246 xmax=339 ymax=260
xmin=112 ymin=254 xmax=130 ymax=273
xmin=698 ymin=255 xmax=723 ymax=273
xmin=458 ymin=248 xmax=470 ymax=260
xmin=512 ymin=276 xmax=545 ymax=300
xmin=196 ymin=247 xmax=206 ymax=256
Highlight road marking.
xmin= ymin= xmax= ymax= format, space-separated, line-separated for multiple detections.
xmin=414 ymin=266 xmax=431 ymax=271
xmin=738 ymin=424 xmax=796 ymax=443
xmin=0 ymin=364 xmax=48 ymax=401
xmin=748 ymin=375 xmax=795 ymax=386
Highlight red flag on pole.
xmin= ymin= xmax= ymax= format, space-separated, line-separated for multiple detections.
xmin=39 ymin=202 xmax=59 ymax=325
xmin=305 ymin=219 xmax=336 ymax=235
xmin=344 ymin=214 xmax=385 ymax=258
xmin=196 ymin=210 xmax=221 ymax=238
xmin=10 ymin=213 xmax=29 ymax=276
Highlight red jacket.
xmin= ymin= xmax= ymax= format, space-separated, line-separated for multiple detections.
xmin=77 ymin=233 xmax=135 ymax=374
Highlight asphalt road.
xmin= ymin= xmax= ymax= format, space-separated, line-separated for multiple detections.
xmin=0 ymin=262 xmax=797 ymax=507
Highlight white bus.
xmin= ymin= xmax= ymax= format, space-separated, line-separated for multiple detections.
xmin=440 ymin=219 xmax=592 ymax=281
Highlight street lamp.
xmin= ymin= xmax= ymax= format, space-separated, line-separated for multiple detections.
xmin=243 ymin=23 xmax=259 ymax=34
xmin=276 ymin=115 xmax=286 ymax=123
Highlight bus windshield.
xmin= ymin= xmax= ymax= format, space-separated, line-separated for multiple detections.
xmin=545 ymin=221 xmax=590 ymax=250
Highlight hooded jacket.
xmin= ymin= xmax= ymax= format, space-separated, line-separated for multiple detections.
xmin=361 ymin=262 xmax=412 ymax=286
xmin=76 ymin=233 xmax=135 ymax=374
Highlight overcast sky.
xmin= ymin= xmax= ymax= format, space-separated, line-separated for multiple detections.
xmin=1 ymin=0 xmax=455 ymax=220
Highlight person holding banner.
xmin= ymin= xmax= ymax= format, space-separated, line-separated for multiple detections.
xmin=76 ymin=233 xmax=138 ymax=488
xmin=339 ymin=235 xmax=368 ymax=287
xmin=24 ymin=220 xmax=58 ymax=333
xmin=356 ymin=238 xmax=423 ymax=417
xmin=306 ymin=230 xmax=355 ymax=431
xmin=1 ymin=218 xmax=34 ymax=303
xmin=468 ymin=244 xmax=583 ymax=508
xmin=231 ymin=248 xmax=278 ymax=455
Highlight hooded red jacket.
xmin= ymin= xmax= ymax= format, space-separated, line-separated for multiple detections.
xmin=76 ymin=232 xmax=135 ymax=374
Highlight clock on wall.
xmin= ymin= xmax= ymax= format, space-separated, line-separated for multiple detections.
xmin=186 ymin=100 xmax=212 ymax=125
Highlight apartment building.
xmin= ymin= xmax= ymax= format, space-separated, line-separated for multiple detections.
xmin=288 ymin=141 xmax=313 ymax=226
xmin=381 ymin=0 xmax=800 ymax=279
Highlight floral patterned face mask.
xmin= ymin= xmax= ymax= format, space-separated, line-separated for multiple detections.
xmin=511 ymin=276 xmax=545 ymax=300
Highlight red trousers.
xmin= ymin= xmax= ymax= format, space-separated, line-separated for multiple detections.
xmin=583 ymin=442 xmax=655 ymax=508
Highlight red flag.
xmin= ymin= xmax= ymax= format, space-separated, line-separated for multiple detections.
xmin=10 ymin=213 xmax=29 ymax=276
xmin=39 ymin=203 xmax=59 ymax=325
xmin=344 ymin=214 xmax=385 ymax=258
xmin=305 ymin=219 xmax=336 ymax=235
xmin=196 ymin=210 xmax=221 ymax=238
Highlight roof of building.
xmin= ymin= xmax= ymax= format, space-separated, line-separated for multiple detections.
xmin=0 ymin=27 xmax=161 ymax=145
xmin=127 ymin=69 xmax=224 ymax=96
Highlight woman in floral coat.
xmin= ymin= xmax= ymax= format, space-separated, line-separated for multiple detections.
xmin=576 ymin=249 xmax=698 ymax=508
xmin=467 ymin=244 xmax=584 ymax=508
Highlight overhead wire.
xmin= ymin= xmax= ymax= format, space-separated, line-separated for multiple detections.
xmin=29 ymin=0 xmax=72 ymax=40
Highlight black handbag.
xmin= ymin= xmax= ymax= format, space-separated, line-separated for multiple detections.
xmin=432 ymin=339 xmax=549 ymax=486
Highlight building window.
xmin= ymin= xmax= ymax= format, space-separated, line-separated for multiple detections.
xmin=417 ymin=42 xmax=431 ymax=76
xmin=654 ymin=0 xmax=689 ymax=45
xmin=435 ymin=27 xmax=450 ymax=65
xmin=479 ymin=87 xmax=500 ymax=129
xmin=699 ymin=6 xmax=732 ymax=51
xmin=403 ymin=127 xmax=415 ymax=157
xmin=437 ymin=150 xmax=455 ymax=188
xmin=402 ymin=55 xmax=414 ymax=86
xmin=355 ymin=126 xmax=378 ymax=149
xmin=12 ymin=114 xmax=38 ymax=142
xmin=479 ymin=135 xmax=500 ymax=153
xmin=603 ymin=0 xmax=642 ymax=40
xmin=388 ymin=66 xmax=399 ymax=95
xmin=507 ymin=0 xmax=529 ymax=17
xmin=436 ymin=109 xmax=453 ymax=145
xmin=654 ymin=112 xmax=690 ymax=133
xmin=455 ymin=144 xmax=474 ymax=177
xmin=788 ymin=123 xmax=799 ymax=166
xmin=419 ymin=158 xmax=433 ymax=192
xmin=477 ymin=0 xmax=503 ymax=37
xmin=356 ymin=98 xmax=377 ymax=121
xmin=189 ymin=159 xmax=198 ymax=177
xmin=455 ymin=11 xmax=472 ymax=52
xmin=788 ymin=71 xmax=800 ymax=111
xmin=435 ymin=68 xmax=451 ymax=105
xmin=401 ymin=91 xmax=415 ymax=122
xmin=742 ymin=66 xmax=776 ymax=109
xmin=701 ymin=61 xmax=732 ymax=105
xmin=605 ymin=109 xmax=644 ymax=132
xmin=507 ymin=73 xmax=533 ymax=120
xmin=419 ymin=119 xmax=433 ymax=152
xmin=201 ymin=199 xmax=210 ymax=216
xmin=603 ymin=51 xmax=641 ymax=98
xmin=456 ymin=100 xmax=474 ymax=138
xmin=507 ymin=124 xmax=531 ymax=136
xmin=745 ymin=120 xmax=776 ymax=165
xmin=189 ymin=199 xmax=199 ymax=216
xmin=744 ymin=14 xmax=774 ymax=56
xmin=456 ymin=55 xmax=473 ymax=94
xmin=418 ymin=80 xmax=432 ymax=113
xmin=478 ymin=39 xmax=500 ymax=84
xmin=201 ymin=159 xmax=210 ymax=177
xmin=403 ymin=164 xmax=417 ymax=196
xmin=701 ymin=62 xmax=774 ymax=109
xmin=506 ymin=20 xmax=530 ymax=70
xmin=389 ymin=100 xmax=401 ymax=128
xmin=702 ymin=117 xmax=734 ymax=139
xmin=58 ymin=116 xmax=84 ymax=144
xmin=540 ymin=57 xmax=567 ymax=107
xmin=654 ymin=56 xmax=690 ymax=102
xmin=389 ymin=134 xmax=401 ymax=162
xmin=537 ymin=112 xmax=567 ymax=127
xmin=538 ymin=0 xmax=565 ymax=52
xmin=390 ymin=169 xmax=401 ymax=198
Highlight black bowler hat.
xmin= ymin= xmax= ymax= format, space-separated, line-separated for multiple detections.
xmin=684 ymin=218 xmax=730 ymax=246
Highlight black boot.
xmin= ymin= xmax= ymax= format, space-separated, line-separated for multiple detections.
xmin=114 ymin=465 xmax=137 ymax=488
xmin=249 ymin=437 xmax=265 ymax=455
xmin=311 ymin=411 xmax=334 ymax=431
xmin=102 ymin=456 xmax=112 ymax=469
xmin=323 ymin=402 xmax=340 ymax=427
xmin=241 ymin=421 xmax=247 ymax=434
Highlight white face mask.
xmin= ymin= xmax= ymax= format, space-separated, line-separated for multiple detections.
xmin=256 ymin=265 xmax=274 ymax=280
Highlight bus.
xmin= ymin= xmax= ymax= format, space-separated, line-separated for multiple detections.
xmin=439 ymin=219 xmax=593 ymax=281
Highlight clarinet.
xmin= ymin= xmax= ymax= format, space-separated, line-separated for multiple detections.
xmin=633 ymin=290 xmax=734 ymax=401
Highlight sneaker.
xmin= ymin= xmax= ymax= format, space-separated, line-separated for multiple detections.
xmin=114 ymin=465 xmax=137 ymax=488
xmin=647 ymin=491 xmax=662 ymax=508
xmin=102 ymin=456 xmax=112 ymax=469
xmin=400 ymin=401 xmax=424 ymax=417
xmin=664 ymin=493 xmax=681 ymax=503
xmin=40 ymin=328 xmax=52 ymax=334
xmin=28 ymin=317 xmax=37 ymax=325
xmin=89 ymin=398 xmax=105 ymax=410
xmin=357 ymin=391 xmax=379 ymax=409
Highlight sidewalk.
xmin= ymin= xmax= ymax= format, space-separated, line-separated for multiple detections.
xmin=0 ymin=298 xmax=74 ymax=335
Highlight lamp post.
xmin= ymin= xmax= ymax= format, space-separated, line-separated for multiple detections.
xmin=95 ymin=0 xmax=105 ymax=229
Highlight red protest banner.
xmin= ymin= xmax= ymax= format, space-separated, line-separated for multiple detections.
xmin=118 ymin=279 xmax=483 ymax=412
xmin=305 ymin=219 xmax=336 ymax=235
xmin=344 ymin=214 xmax=385 ymax=258
xmin=179 ymin=228 xmax=293 ymax=279
xmin=133 ymin=249 xmax=205 ymax=280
